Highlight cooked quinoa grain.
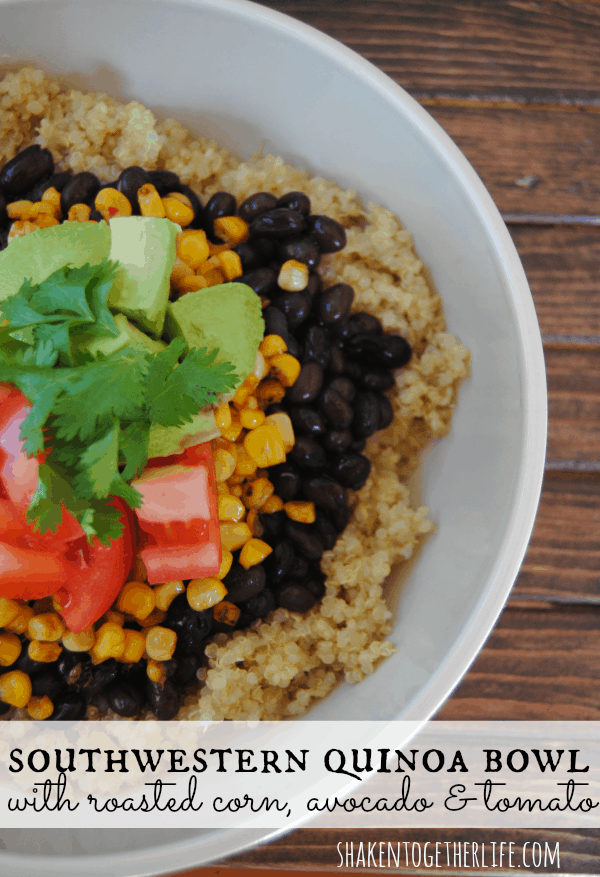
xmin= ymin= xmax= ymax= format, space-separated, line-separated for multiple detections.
xmin=0 ymin=67 xmax=470 ymax=720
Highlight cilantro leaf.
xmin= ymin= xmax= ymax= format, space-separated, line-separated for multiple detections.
xmin=119 ymin=421 xmax=150 ymax=481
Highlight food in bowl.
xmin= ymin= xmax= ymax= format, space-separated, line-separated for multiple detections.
xmin=0 ymin=67 xmax=470 ymax=721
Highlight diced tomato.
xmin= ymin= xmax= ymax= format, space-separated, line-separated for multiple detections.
xmin=55 ymin=499 xmax=135 ymax=633
xmin=0 ymin=541 xmax=70 ymax=600
xmin=133 ymin=442 xmax=220 ymax=584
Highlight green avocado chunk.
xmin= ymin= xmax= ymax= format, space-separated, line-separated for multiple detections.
xmin=166 ymin=283 xmax=264 ymax=391
xmin=107 ymin=216 xmax=178 ymax=337
xmin=82 ymin=313 xmax=167 ymax=359
xmin=0 ymin=221 xmax=111 ymax=303
xmin=147 ymin=409 xmax=220 ymax=459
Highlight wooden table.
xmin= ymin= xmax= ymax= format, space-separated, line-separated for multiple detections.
xmin=183 ymin=1 xmax=600 ymax=872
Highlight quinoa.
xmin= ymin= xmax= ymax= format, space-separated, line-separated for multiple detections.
xmin=0 ymin=67 xmax=470 ymax=720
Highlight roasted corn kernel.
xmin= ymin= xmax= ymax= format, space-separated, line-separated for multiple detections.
xmin=214 ymin=404 xmax=232 ymax=432
xmin=234 ymin=445 xmax=258 ymax=478
xmin=68 ymin=203 xmax=92 ymax=222
xmin=179 ymin=274 xmax=209 ymax=293
xmin=277 ymin=259 xmax=309 ymax=292
xmin=213 ymin=215 xmax=249 ymax=245
xmin=6 ymin=604 xmax=35 ymax=635
xmin=27 ymin=695 xmax=53 ymax=719
xmin=0 ymin=598 xmax=20 ymax=628
xmin=116 ymin=581 xmax=156 ymax=620
xmin=176 ymin=229 xmax=210 ymax=268
xmin=213 ymin=447 xmax=237 ymax=482
xmin=241 ymin=477 xmax=274 ymax=509
xmin=137 ymin=183 xmax=166 ymax=218
xmin=284 ymin=500 xmax=316 ymax=523
xmin=137 ymin=608 xmax=167 ymax=628
xmin=219 ymin=522 xmax=253 ymax=551
xmin=261 ymin=495 xmax=285 ymax=514
xmin=62 ymin=627 xmax=96 ymax=652
xmin=90 ymin=622 xmax=126 ymax=663
xmin=270 ymin=353 xmax=301 ymax=387
xmin=27 ymin=612 xmax=65 ymax=642
xmin=213 ymin=601 xmax=241 ymax=626
xmin=220 ymin=409 xmax=243 ymax=442
xmin=154 ymin=580 xmax=186 ymax=612
xmin=120 ymin=629 xmax=146 ymax=663
xmin=239 ymin=538 xmax=273 ymax=569
xmin=256 ymin=378 xmax=286 ymax=407
xmin=216 ymin=548 xmax=234 ymax=580
xmin=6 ymin=200 xmax=32 ymax=220
xmin=260 ymin=334 xmax=288 ymax=358
xmin=0 ymin=670 xmax=31 ymax=708
xmin=187 ymin=577 xmax=228 ymax=612
xmin=104 ymin=610 xmax=125 ymax=627
xmin=146 ymin=658 xmax=167 ymax=684
xmin=95 ymin=187 xmax=133 ymax=221
xmin=28 ymin=641 xmax=62 ymax=663
xmin=264 ymin=411 xmax=295 ymax=453
xmin=216 ymin=249 xmax=243 ymax=281
xmin=0 ymin=632 xmax=22 ymax=667
xmin=162 ymin=196 xmax=194 ymax=226
xmin=239 ymin=406 xmax=266 ymax=430
xmin=8 ymin=220 xmax=36 ymax=241
xmin=145 ymin=626 xmax=177 ymax=661
xmin=41 ymin=185 xmax=62 ymax=215
xmin=218 ymin=494 xmax=246 ymax=522
xmin=244 ymin=424 xmax=286 ymax=468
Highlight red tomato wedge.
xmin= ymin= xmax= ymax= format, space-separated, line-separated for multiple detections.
xmin=133 ymin=442 xmax=221 ymax=584
xmin=55 ymin=499 xmax=135 ymax=633
xmin=0 ymin=541 xmax=70 ymax=599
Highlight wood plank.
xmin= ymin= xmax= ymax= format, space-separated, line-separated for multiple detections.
xmin=510 ymin=225 xmax=600 ymax=336
xmin=257 ymin=0 xmax=600 ymax=103
xmin=546 ymin=347 xmax=600 ymax=461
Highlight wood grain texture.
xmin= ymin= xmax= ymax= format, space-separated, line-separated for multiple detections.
xmin=546 ymin=348 xmax=600 ymax=460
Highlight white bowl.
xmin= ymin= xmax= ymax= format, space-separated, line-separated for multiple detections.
xmin=0 ymin=0 xmax=547 ymax=872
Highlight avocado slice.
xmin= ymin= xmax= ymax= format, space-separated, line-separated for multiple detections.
xmin=0 ymin=221 xmax=111 ymax=303
xmin=80 ymin=313 xmax=167 ymax=359
xmin=166 ymin=283 xmax=264 ymax=390
xmin=147 ymin=409 xmax=220 ymax=458
xmin=108 ymin=216 xmax=178 ymax=337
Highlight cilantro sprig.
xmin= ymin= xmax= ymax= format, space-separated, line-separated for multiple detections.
xmin=0 ymin=263 xmax=238 ymax=544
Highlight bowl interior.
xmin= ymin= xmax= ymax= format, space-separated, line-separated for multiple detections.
xmin=0 ymin=0 xmax=546 ymax=871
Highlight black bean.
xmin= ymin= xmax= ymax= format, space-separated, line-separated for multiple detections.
xmin=350 ymin=438 xmax=367 ymax=454
xmin=343 ymin=358 xmax=363 ymax=381
xmin=327 ymin=376 xmax=356 ymax=402
xmin=176 ymin=626 xmax=206 ymax=656
xmin=0 ymin=701 xmax=10 ymax=716
xmin=278 ymin=236 xmax=321 ymax=269
xmin=290 ymin=436 xmax=327 ymax=470
xmin=322 ymin=429 xmax=353 ymax=453
xmin=287 ymin=362 xmax=324 ymax=404
xmin=331 ymin=321 xmax=359 ymax=343
xmin=57 ymin=652 xmax=89 ymax=687
xmin=277 ymin=584 xmax=316 ymax=613
xmin=258 ymin=509 xmax=286 ymax=542
xmin=15 ymin=650 xmax=50 ymax=676
xmin=117 ymin=165 xmax=149 ymax=212
xmin=286 ymin=554 xmax=309 ymax=581
xmin=345 ymin=333 xmax=412 ymax=368
xmin=285 ymin=520 xmax=325 ymax=561
xmin=147 ymin=678 xmax=180 ymax=720
xmin=318 ymin=387 xmax=354 ymax=429
xmin=26 ymin=170 xmax=73 ymax=202
xmin=223 ymin=563 xmax=266 ymax=603
xmin=313 ymin=512 xmax=338 ymax=550
xmin=234 ymin=237 xmax=278 ymax=271
xmin=304 ymin=578 xmax=326 ymax=600
xmin=349 ymin=311 xmax=383 ymax=335
xmin=378 ymin=393 xmax=394 ymax=430
xmin=61 ymin=171 xmax=101 ymax=214
xmin=264 ymin=539 xmax=295 ymax=585
xmin=90 ymin=693 xmax=109 ymax=714
xmin=272 ymin=291 xmax=310 ymax=330
xmin=277 ymin=191 xmax=311 ymax=215
xmin=303 ymin=475 xmax=348 ymax=512
xmin=238 ymin=191 xmax=278 ymax=221
xmin=263 ymin=306 xmax=289 ymax=339
xmin=328 ymin=345 xmax=346 ymax=375
xmin=31 ymin=669 xmax=64 ymax=701
xmin=0 ymin=145 xmax=54 ymax=197
xmin=353 ymin=391 xmax=382 ymax=438
xmin=49 ymin=691 xmax=87 ymax=721
xmin=107 ymin=682 xmax=143 ymax=718
xmin=0 ymin=193 xmax=7 ymax=224
xmin=164 ymin=594 xmax=197 ymax=632
xmin=330 ymin=454 xmax=372 ymax=490
xmin=193 ymin=609 xmax=214 ymax=640
xmin=173 ymin=655 xmax=200 ymax=686
xmin=286 ymin=335 xmax=302 ymax=358
xmin=271 ymin=464 xmax=301 ymax=502
xmin=360 ymin=369 xmax=395 ymax=391
xmin=147 ymin=169 xmax=180 ymax=195
xmin=305 ymin=272 xmax=323 ymax=299
xmin=177 ymin=184 xmax=204 ymax=226
xmin=302 ymin=326 xmax=330 ymax=370
xmin=203 ymin=191 xmax=237 ymax=234
xmin=249 ymin=207 xmax=305 ymax=238
xmin=89 ymin=208 xmax=103 ymax=222
xmin=240 ymin=267 xmax=279 ymax=297
xmin=289 ymin=405 xmax=326 ymax=437
xmin=86 ymin=660 xmax=121 ymax=698
xmin=317 ymin=283 xmax=354 ymax=325
xmin=306 ymin=214 xmax=346 ymax=253
xmin=241 ymin=587 xmax=276 ymax=620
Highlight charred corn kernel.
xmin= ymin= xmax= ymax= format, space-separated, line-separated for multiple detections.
xmin=95 ymin=187 xmax=133 ymax=221
xmin=219 ymin=522 xmax=253 ymax=551
xmin=170 ymin=255 xmax=195 ymax=287
xmin=145 ymin=626 xmax=177 ymax=661
xmin=62 ymin=627 xmax=95 ymax=652
xmin=90 ymin=622 xmax=126 ymax=663
xmin=28 ymin=641 xmax=62 ymax=663
xmin=264 ymin=411 xmax=295 ymax=453
xmin=245 ymin=373 xmax=261 ymax=389
xmin=199 ymin=255 xmax=222 ymax=275
xmin=203 ymin=268 xmax=225 ymax=287
xmin=245 ymin=395 xmax=259 ymax=410
xmin=27 ymin=612 xmax=65 ymax=642
xmin=278 ymin=258 xmax=309 ymax=292
xmin=187 ymin=577 xmax=228 ymax=611
xmin=244 ymin=424 xmax=286 ymax=468
xmin=116 ymin=581 xmax=156 ymax=620
xmin=8 ymin=220 xmax=36 ymax=241
xmin=220 ymin=410 xmax=243 ymax=442
xmin=256 ymin=378 xmax=286 ymax=407
xmin=216 ymin=548 xmax=234 ymax=580
xmin=261 ymin=494 xmax=285 ymax=514
xmin=133 ymin=554 xmax=148 ymax=583
xmin=27 ymin=695 xmax=53 ymax=719
xmin=208 ymin=240 xmax=231 ymax=255
xmin=154 ymin=580 xmax=186 ymax=611
xmin=213 ymin=215 xmax=249 ymax=245
xmin=0 ymin=670 xmax=31 ymax=708
xmin=162 ymin=196 xmax=194 ymax=226
xmin=120 ymin=629 xmax=146 ymax=663
xmin=137 ymin=182 xmax=165 ymax=218
xmin=214 ymin=403 xmax=232 ymax=432
xmin=6 ymin=200 xmax=32 ymax=219
xmin=216 ymin=249 xmax=243 ymax=281
xmin=213 ymin=600 xmax=241 ymax=626
xmin=234 ymin=445 xmax=258 ymax=478
xmin=218 ymin=494 xmax=246 ymax=522
xmin=229 ymin=484 xmax=243 ymax=498
xmin=34 ymin=212 xmax=60 ymax=229
xmin=232 ymin=381 xmax=253 ymax=408
xmin=179 ymin=274 xmax=209 ymax=292
xmin=146 ymin=658 xmax=167 ymax=684
xmin=176 ymin=228 xmax=210 ymax=268
xmin=137 ymin=608 xmax=167 ymax=628
xmin=239 ymin=538 xmax=273 ymax=569
xmin=0 ymin=598 xmax=20 ymax=628
xmin=0 ymin=632 xmax=21 ymax=666
xmin=28 ymin=201 xmax=57 ymax=221
xmin=41 ymin=185 xmax=62 ymax=214
xmin=245 ymin=507 xmax=262 ymax=537
xmin=285 ymin=500 xmax=316 ymax=523
xmin=104 ymin=610 xmax=125 ymax=627
xmin=68 ymin=202 xmax=92 ymax=222
xmin=242 ymin=477 xmax=274 ymax=509
xmin=168 ymin=190 xmax=193 ymax=208
xmin=213 ymin=448 xmax=237 ymax=482
xmin=261 ymin=334 xmax=288 ymax=359
xmin=239 ymin=406 xmax=265 ymax=430
xmin=6 ymin=604 xmax=34 ymax=635
xmin=270 ymin=353 xmax=301 ymax=387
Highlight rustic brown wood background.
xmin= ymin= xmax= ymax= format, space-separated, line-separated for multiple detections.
xmin=169 ymin=1 xmax=600 ymax=874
